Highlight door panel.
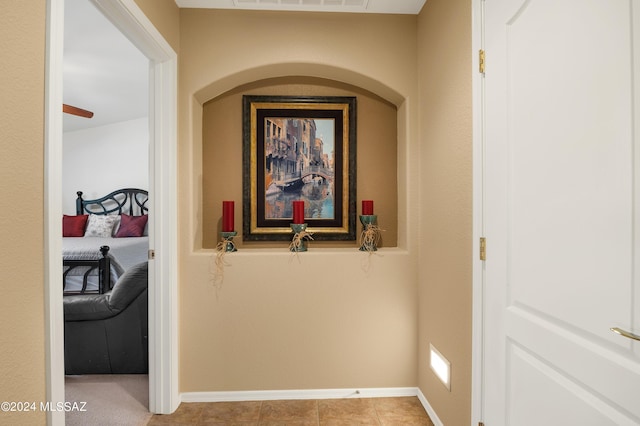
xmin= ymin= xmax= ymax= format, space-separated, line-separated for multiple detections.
xmin=483 ymin=0 xmax=640 ymax=424
xmin=508 ymin=343 xmax=619 ymax=426
xmin=505 ymin=0 xmax=633 ymax=343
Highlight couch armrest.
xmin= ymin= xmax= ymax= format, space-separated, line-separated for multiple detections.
xmin=64 ymin=293 xmax=114 ymax=321
xmin=108 ymin=262 xmax=148 ymax=311
xmin=64 ymin=262 xmax=148 ymax=321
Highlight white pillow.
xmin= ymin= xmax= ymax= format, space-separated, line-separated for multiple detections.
xmin=111 ymin=215 xmax=122 ymax=236
xmin=84 ymin=214 xmax=119 ymax=238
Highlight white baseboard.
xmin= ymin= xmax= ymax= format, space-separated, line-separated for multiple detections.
xmin=416 ymin=388 xmax=444 ymax=426
xmin=181 ymin=387 xmax=418 ymax=402
xmin=181 ymin=386 xmax=442 ymax=424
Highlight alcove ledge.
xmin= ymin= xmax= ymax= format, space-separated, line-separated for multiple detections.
xmin=191 ymin=246 xmax=410 ymax=258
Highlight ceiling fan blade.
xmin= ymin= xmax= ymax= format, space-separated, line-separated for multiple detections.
xmin=63 ymin=104 xmax=94 ymax=118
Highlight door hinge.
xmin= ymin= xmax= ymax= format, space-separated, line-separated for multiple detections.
xmin=148 ymin=249 xmax=155 ymax=260
xmin=479 ymin=422 xmax=485 ymax=426
xmin=480 ymin=237 xmax=486 ymax=261
xmin=479 ymin=49 xmax=485 ymax=73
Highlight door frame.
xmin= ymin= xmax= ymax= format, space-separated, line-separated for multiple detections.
xmin=44 ymin=0 xmax=179 ymax=423
xmin=471 ymin=0 xmax=485 ymax=424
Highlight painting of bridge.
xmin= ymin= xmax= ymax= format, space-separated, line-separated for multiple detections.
xmin=263 ymin=118 xmax=335 ymax=219
xmin=242 ymin=95 xmax=356 ymax=241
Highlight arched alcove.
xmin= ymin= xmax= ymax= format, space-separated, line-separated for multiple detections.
xmin=193 ymin=63 xmax=406 ymax=107
xmin=199 ymin=76 xmax=399 ymax=249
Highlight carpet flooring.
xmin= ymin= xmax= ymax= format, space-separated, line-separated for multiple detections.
xmin=65 ymin=374 xmax=151 ymax=426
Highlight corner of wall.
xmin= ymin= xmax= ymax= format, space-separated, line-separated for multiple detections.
xmin=416 ymin=0 xmax=474 ymax=424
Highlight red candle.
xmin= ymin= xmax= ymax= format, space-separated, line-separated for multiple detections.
xmin=362 ymin=200 xmax=374 ymax=215
xmin=292 ymin=200 xmax=305 ymax=224
xmin=222 ymin=201 xmax=234 ymax=232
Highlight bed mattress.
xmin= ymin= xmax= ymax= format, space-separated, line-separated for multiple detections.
xmin=63 ymin=236 xmax=148 ymax=292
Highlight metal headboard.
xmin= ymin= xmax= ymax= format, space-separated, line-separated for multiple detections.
xmin=75 ymin=188 xmax=149 ymax=216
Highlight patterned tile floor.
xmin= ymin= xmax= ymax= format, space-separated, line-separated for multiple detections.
xmin=147 ymin=396 xmax=434 ymax=425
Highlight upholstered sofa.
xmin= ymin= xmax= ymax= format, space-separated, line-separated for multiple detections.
xmin=64 ymin=262 xmax=148 ymax=375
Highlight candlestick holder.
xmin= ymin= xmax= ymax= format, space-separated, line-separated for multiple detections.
xmin=290 ymin=223 xmax=312 ymax=252
xmin=220 ymin=231 xmax=238 ymax=252
xmin=359 ymin=215 xmax=380 ymax=252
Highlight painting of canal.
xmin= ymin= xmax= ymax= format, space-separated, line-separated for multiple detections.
xmin=263 ymin=117 xmax=335 ymax=221
xmin=243 ymin=95 xmax=356 ymax=241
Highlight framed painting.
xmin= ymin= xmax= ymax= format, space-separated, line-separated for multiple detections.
xmin=242 ymin=95 xmax=357 ymax=241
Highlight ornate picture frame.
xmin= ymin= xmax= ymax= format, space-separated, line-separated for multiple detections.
xmin=242 ymin=95 xmax=357 ymax=241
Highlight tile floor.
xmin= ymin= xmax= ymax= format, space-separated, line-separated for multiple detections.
xmin=146 ymin=396 xmax=434 ymax=425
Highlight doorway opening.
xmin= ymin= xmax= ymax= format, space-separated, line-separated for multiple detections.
xmin=62 ymin=0 xmax=149 ymax=419
xmin=45 ymin=0 xmax=179 ymax=423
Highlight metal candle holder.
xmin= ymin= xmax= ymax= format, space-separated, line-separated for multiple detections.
xmin=290 ymin=223 xmax=309 ymax=252
xmin=220 ymin=231 xmax=238 ymax=252
xmin=359 ymin=215 xmax=379 ymax=252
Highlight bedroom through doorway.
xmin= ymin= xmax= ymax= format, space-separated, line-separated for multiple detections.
xmin=61 ymin=0 xmax=150 ymax=420
xmin=46 ymin=0 xmax=179 ymax=421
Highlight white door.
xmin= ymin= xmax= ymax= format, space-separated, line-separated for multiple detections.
xmin=483 ymin=0 xmax=640 ymax=424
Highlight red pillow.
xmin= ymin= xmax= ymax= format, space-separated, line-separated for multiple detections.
xmin=115 ymin=214 xmax=148 ymax=237
xmin=63 ymin=214 xmax=89 ymax=237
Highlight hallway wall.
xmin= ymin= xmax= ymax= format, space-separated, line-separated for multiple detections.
xmin=178 ymin=9 xmax=421 ymax=392
xmin=417 ymin=0 xmax=474 ymax=424
xmin=0 ymin=1 xmax=47 ymax=424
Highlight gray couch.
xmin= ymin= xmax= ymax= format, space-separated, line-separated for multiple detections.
xmin=64 ymin=262 xmax=148 ymax=375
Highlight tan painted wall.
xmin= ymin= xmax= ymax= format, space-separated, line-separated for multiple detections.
xmin=179 ymin=9 xmax=421 ymax=392
xmin=202 ymin=77 xmax=398 ymax=249
xmin=417 ymin=0 xmax=473 ymax=424
xmin=0 ymin=2 xmax=46 ymax=424
xmin=134 ymin=0 xmax=180 ymax=53
xmin=0 ymin=0 xmax=474 ymax=422
xmin=0 ymin=2 xmax=177 ymax=424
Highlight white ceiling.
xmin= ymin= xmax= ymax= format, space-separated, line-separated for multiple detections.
xmin=63 ymin=0 xmax=426 ymax=132
xmin=63 ymin=0 xmax=148 ymax=132
xmin=175 ymin=0 xmax=427 ymax=14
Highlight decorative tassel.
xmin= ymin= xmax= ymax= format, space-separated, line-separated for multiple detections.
xmin=360 ymin=224 xmax=382 ymax=252
xmin=289 ymin=229 xmax=314 ymax=251
xmin=360 ymin=224 xmax=384 ymax=275
xmin=289 ymin=229 xmax=314 ymax=254
xmin=210 ymin=236 xmax=235 ymax=289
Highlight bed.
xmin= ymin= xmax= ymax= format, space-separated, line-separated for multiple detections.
xmin=62 ymin=188 xmax=149 ymax=295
